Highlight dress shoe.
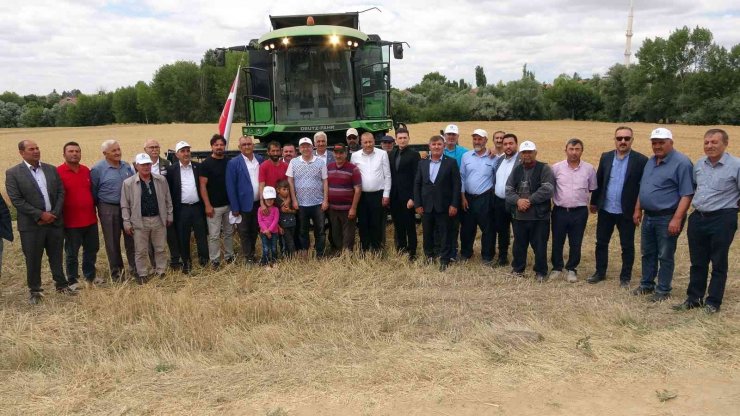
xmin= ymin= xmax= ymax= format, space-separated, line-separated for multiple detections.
xmin=182 ymin=262 xmax=192 ymax=275
xmin=650 ymin=292 xmax=671 ymax=303
xmin=619 ymin=280 xmax=630 ymax=289
xmin=548 ymin=270 xmax=562 ymax=280
xmin=672 ymin=299 xmax=703 ymax=311
xmin=587 ymin=273 xmax=606 ymax=284
xmin=497 ymin=256 xmax=509 ymax=267
xmin=536 ymin=273 xmax=548 ymax=283
xmin=510 ymin=269 xmax=525 ymax=278
xmin=439 ymin=262 xmax=449 ymax=272
xmin=224 ymin=256 xmax=236 ymax=265
xmin=56 ymin=286 xmax=78 ymax=296
xmin=631 ymin=286 xmax=654 ymax=296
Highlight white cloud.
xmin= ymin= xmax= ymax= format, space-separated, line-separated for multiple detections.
xmin=0 ymin=0 xmax=738 ymax=95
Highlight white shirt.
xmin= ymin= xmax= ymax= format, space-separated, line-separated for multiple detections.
xmin=242 ymin=154 xmax=260 ymax=200
xmin=352 ymin=149 xmax=391 ymax=197
xmin=24 ymin=161 xmax=52 ymax=211
xmin=495 ymin=153 xmax=518 ymax=199
xmin=179 ymin=162 xmax=199 ymax=204
xmin=151 ymin=158 xmax=161 ymax=175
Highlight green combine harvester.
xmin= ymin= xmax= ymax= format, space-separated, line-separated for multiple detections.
xmin=222 ymin=11 xmax=406 ymax=148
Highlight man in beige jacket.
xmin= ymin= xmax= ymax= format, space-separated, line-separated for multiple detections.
xmin=121 ymin=153 xmax=173 ymax=283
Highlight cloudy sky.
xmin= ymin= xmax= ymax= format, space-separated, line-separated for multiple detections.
xmin=2 ymin=0 xmax=738 ymax=95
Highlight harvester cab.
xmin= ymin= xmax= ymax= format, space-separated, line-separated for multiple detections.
xmin=221 ymin=11 xmax=405 ymax=148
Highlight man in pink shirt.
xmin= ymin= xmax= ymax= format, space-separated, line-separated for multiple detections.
xmin=549 ymin=138 xmax=597 ymax=283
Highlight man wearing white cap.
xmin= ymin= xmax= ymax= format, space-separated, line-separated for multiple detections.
xmin=346 ymin=128 xmax=361 ymax=153
xmin=166 ymin=141 xmax=209 ymax=274
xmin=121 ymin=153 xmax=173 ymax=283
xmin=287 ymin=137 xmax=329 ymax=256
xmin=633 ymin=127 xmax=694 ymax=302
xmin=459 ymin=128 xmax=495 ymax=264
xmin=505 ymin=140 xmax=555 ymax=281
xmin=443 ymin=124 xmax=468 ymax=261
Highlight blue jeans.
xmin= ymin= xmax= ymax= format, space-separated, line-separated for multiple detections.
xmin=639 ymin=214 xmax=678 ymax=294
xmin=260 ymin=233 xmax=277 ymax=265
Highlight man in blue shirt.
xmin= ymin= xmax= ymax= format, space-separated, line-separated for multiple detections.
xmin=674 ymin=129 xmax=740 ymax=314
xmin=443 ymin=124 xmax=467 ymax=261
xmin=91 ymin=139 xmax=136 ymax=281
xmin=459 ymin=129 xmax=495 ymax=264
xmin=633 ymin=128 xmax=694 ymax=302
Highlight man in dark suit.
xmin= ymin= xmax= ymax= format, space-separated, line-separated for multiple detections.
xmin=0 ymin=195 xmax=14 ymax=278
xmin=389 ymin=127 xmax=420 ymax=260
xmin=226 ymin=136 xmax=265 ymax=264
xmin=588 ymin=126 xmax=648 ymax=287
xmin=6 ymin=140 xmax=75 ymax=304
xmin=414 ymin=135 xmax=461 ymax=271
xmin=166 ymin=141 xmax=208 ymax=274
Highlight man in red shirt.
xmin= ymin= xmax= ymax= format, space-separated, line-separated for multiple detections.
xmin=259 ymin=141 xmax=288 ymax=213
xmin=57 ymin=141 xmax=100 ymax=287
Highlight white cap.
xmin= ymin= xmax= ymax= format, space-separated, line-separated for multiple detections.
xmin=650 ymin=127 xmax=673 ymax=140
xmin=444 ymin=124 xmax=459 ymax=135
xmin=262 ymin=186 xmax=276 ymax=199
xmin=519 ymin=141 xmax=537 ymax=152
xmin=472 ymin=128 xmax=488 ymax=138
xmin=228 ymin=212 xmax=242 ymax=225
xmin=134 ymin=153 xmax=153 ymax=165
xmin=298 ymin=137 xmax=313 ymax=146
xmin=175 ymin=140 xmax=191 ymax=152
xmin=346 ymin=128 xmax=359 ymax=137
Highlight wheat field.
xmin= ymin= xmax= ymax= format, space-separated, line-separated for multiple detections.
xmin=0 ymin=121 xmax=739 ymax=415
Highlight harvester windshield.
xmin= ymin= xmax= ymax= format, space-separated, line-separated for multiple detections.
xmin=275 ymin=47 xmax=356 ymax=122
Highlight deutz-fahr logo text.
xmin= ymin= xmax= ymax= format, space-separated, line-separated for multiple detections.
xmin=300 ymin=125 xmax=335 ymax=132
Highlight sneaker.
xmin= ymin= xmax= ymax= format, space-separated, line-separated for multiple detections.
xmin=672 ymin=299 xmax=703 ymax=311
xmin=211 ymin=260 xmax=221 ymax=269
xmin=536 ymin=273 xmax=548 ymax=283
xmin=631 ymin=286 xmax=654 ymax=296
xmin=56 ymin=286 xmax=78 ymax=296
xmin=29 ymin=292 xmax=44 ymax=305
xmin=68 ymin=282 xmax=80 ymax=291
xmin=650 ymin=292 xmax=671 ymax=303
xmin=566 ymin=270 xmax=578 ymax=283
xmin=704 ymin=304 xmax=720 ymax=314
xmin=548 ymin=270 xmax=562 ymax=280
xmin=510 ymin=269 xmax=525 ymax=278
xmin=224 ymin=256 xmax=236 ymax=265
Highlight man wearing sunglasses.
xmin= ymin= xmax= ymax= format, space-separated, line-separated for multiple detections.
xmin=588 ymin=127 xmax=648 ymax=287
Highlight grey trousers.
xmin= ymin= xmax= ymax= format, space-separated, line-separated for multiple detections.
xmin=97 ymin=202 xmax=136 ymax=278
xmin=328 ymin=209 xmax=356 ymax=251
xmin=20 ymin=225 xmax=67 ymax=293
xmin=134 ymin=216 xmax=167 ymax=276
xmin=206 ymin=205 xmax=235 ymax=261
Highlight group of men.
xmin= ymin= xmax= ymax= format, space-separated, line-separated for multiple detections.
xmin=2 ymin=125 xmax=737 ymax=314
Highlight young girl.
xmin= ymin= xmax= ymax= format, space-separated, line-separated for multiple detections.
xmin=275 ymin=180 xmax=297 ymax=256
xmin=258 ymin=186 xmax=280 ymax=267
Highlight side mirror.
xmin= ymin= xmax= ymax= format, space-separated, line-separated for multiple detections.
xmin=393 ymin=42 xmax=404 ymax=60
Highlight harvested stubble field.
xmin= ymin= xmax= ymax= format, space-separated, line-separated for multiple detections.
xmin=0 ymin=121 xmax=739 ymax=415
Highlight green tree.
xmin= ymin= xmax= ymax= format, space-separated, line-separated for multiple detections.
xmin=545 ymin=74 xmax=601 ymax=120
xmin=152 ymin=61 xmax=202 ymax=122
xmin=0 ymin=101 xmax=23 ymax=127
xmin=135 ymin=81 xmax=158 ymax=124
xmin=475 ymin=66 xmax=487 ymax=88
xmin=19 ymin=103 xmax=46 ymax=127
xmin=112 ymin=86 xmax=143 ymax=123
xmin=503 ymin=77 xmax=546 ymax=120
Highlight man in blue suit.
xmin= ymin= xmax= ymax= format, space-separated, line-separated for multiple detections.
xmin=226 ymin=136 xmax=264 ymax=265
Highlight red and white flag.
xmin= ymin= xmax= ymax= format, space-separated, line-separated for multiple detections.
xmin=218 ymin=66 xmax=240 ymax=148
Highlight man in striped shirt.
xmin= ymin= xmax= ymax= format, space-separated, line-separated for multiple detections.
xmin=326 ymin=144 xmax=362 ymax=252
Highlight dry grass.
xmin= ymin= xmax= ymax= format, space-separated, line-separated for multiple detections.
xmin=1 ymin=121 xmax=739 ymax=415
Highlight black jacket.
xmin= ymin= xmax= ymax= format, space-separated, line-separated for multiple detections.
xmin=414 ymin=156 xmax=461 ymax=214
xmin=389 ymin=146 xmax=420 ymax=204
xmin=0 ymin=195 xmax=13 ymax=241
xmin=166 ymin=161 xmax=204 ymax=219
xmin=590 ymin=150 xmax=648 ymax=219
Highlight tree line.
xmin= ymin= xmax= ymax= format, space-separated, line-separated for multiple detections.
xmin=0 ymin=26 xmax=737 ymax=129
